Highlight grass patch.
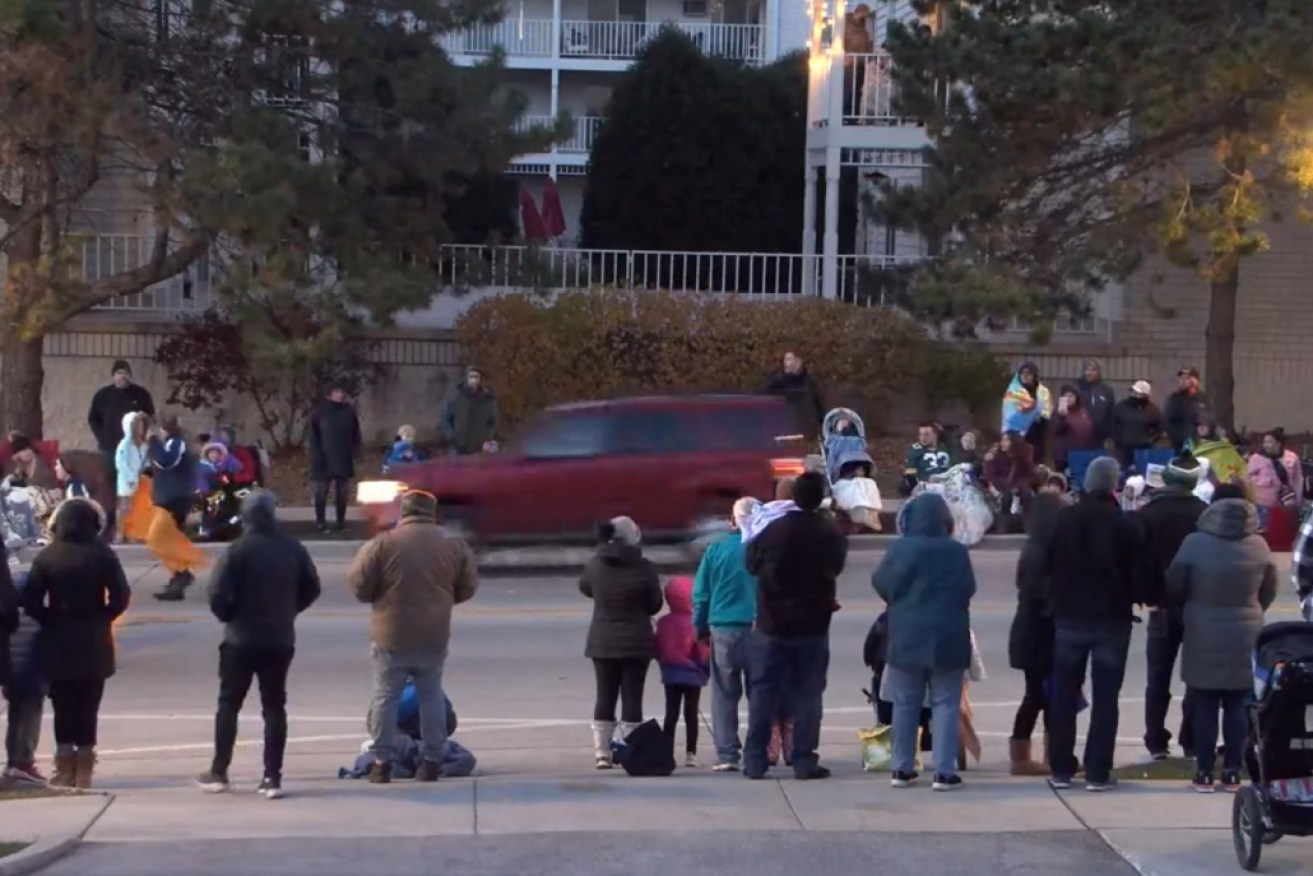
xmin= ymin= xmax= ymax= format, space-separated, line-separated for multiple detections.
xmin=0 ymin=779 xmax=75 ymax=801
xmin=0 ymin=842 xmax=29 ymax=858
xmin=1112 ymin=756 xmax=1196 ymax=782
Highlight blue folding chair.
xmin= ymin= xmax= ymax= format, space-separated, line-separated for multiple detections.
xmin=1132 ymin=448 xmax=1174 ymax=476
xmin=1066 ymin=449 xmax=1111 ymax=492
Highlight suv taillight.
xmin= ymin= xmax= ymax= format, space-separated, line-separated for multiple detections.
xmin=770 ymin=458 xmax=806 ymax=479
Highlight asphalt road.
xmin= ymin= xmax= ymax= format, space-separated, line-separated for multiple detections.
xmin=33 ymin=546 xmax=1305 ymax=876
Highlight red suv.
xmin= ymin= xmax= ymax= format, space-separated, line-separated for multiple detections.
xmin=357 ymin=394 xmax=808 ymax=542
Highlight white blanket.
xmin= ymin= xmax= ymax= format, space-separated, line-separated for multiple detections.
xmin=832 ymin=477 xmax=882 ymax=513
xmin=741 ymin=500 xmax=799 ymax=543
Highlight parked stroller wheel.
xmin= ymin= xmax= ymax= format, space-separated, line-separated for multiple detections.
xmin=1233 ymin=785 xmax=1265 ymax=871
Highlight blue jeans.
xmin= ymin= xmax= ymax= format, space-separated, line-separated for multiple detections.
xmin=885 ymin=666 xmax=964 ymax=777
xmin=1049 ymin=620 xmax=1132 ymax=784
xmin=743 ymin=632 xmax=829 ymax=776
xmin=710 ymin=626 xmax=752 ymax=766
xmin=368 ymin=647 xmax=449 ymax=764
xmin=1191 ymin=688 xmax=1250 ymax=775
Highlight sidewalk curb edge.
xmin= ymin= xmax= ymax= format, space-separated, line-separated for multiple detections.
xmin=0 ymin=793 xmax=114 ymax=876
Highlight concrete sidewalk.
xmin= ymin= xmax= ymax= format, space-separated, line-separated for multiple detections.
xmin=0 ymin=794 xmax=112 ymax=876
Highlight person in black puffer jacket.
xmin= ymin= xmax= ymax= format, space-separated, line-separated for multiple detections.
xmin=580 ymin=516 xmax=663 ymax=769
xmin=22 ymin=498 xmax=131 ymax=789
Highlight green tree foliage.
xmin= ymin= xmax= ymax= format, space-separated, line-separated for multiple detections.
xmin=0 ymin=0 xmax=539 ymax=436
xmin=580 ymin=28 xmax=806 ymax=255
xmin=881 ymin=0 xmax=1313 ymax=427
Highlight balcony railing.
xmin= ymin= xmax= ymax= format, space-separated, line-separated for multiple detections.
xmin=514 ymin=115 xmax=606 ymax=153
xmin=444 ymin=19 xmax=764 ymax=63
xmin=76 ymin=235 xmax=214 ymax=313
xmin=809 ymin=51 xmax=947 ymax=127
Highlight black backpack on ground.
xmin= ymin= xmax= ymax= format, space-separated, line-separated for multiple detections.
xmin=611 ymin=719 xmax=675 ymax=777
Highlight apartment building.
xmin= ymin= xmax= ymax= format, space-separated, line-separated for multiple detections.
xmin=443 ymin=0 xmax=813 ymax=242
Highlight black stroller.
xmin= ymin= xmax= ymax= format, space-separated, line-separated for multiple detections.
xmin=1232 ymin=622 xmax=1313 ymax=871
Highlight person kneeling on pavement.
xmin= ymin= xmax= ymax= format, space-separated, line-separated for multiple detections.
xmin=340 ymin=689 xmax=476 ymax=780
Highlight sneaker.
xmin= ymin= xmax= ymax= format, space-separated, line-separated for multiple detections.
xmin=414 ymin=760 xmax=441 ymax=783
xmin=795 ymin=765 xmax=831 ymax=781
xmin=1085 ymin=777 xmax=1119 ymax=793
xmin=1191 ymin=773 xmax=1215 ymax=794
xmin=315 ymin=523 xmax=329 ymax=535
xmin=932 ymin=773 xmax=963 ymax=792
xmin=196 ymin=770 xmax=231 ymax=793
xmin=257 ymin=777 xmax=284 ymax=799
xmin=595 ymin=756 xmax=614 ymax=770
xmin=4 ymin=764 xmax=46 ymax=785
xmin=367 ymin=761 xmax=392 ymax=784
xmin=1149 ymin=749 xmax=1171 ymax=762
xmin=712 ymin=762 xmax=739 ymax=773
xmin=1221 ymin=772 xmax=1243 ymax=792
xmin=1048 ymin=776 xmax=1073 ymax=790
xmin=684 ymin=753 xmax=699 ymax=769
xmin=891 ymin=770 xmax=919 ymax=788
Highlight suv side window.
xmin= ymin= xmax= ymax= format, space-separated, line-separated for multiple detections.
xmin=614 ymin=409 xmax=700 ymax=454
xmin=700 ymin=405 xmax=795 ymax=450
xmin=521 ymin=412 xmax=613 ymax=459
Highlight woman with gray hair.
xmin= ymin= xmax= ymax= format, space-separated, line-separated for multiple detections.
xmin=580 ymin=515 xmax=663 ymax=769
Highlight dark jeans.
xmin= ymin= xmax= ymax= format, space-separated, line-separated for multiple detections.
xmin=1192 ymin=688 xmax=1249 ymax=776
xmin=592 ymin=658 xmax=649 ymax=724
xmin=1144 ymin=609 xmax=1195 ymax=755
xmin=4 ymin=688 xmax=43 ymax=766
xmin=1012 ymin=667 xmax=1050 ymax=740
xmin=313 ymin=477 xmax=350 ymax=527
xmin=1048 ymin=620 xmax=1131 ymax=784
xmin=49 ymin=678 xmax=106 ymax=747
xmin=744 ymin=631 xmax=829 ymax=777
xmin=212 ymin=644 xmax=294 ymax=781
xmin=101 ymin=451 xmax=118 ymax=538
xmin=663 ymin=684 xmax=701 ymax=754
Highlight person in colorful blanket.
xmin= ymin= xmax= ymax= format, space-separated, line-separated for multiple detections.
xmin=1001 ymin=362 xmax=1053 ymax=460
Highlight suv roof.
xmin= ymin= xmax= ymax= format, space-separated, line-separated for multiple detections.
xmin=548 ymin=393 xmax=787 ymax=413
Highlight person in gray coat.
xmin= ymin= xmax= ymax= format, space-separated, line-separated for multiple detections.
xmin=580 ymin=516 xmax=663 ymax=768
xmin=1165 ymin=497 xmax=1277 ymax=793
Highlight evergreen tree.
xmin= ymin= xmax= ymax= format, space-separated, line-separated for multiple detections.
xmin=883 ymin=0 xmax=1313 ymax=427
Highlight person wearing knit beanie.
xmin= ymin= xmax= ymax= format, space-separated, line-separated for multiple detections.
xmin=1083 ymin=456 xmax=1121 ymax=494
xmin=1161 ymin=455 xmax=1203 ymax=491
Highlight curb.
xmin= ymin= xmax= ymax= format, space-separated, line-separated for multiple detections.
xmin=0 ymin=793 xmax=113 ymax=876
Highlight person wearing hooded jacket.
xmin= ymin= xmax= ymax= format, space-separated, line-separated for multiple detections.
xmin=1001 ymin=362 xmax=1052 ymax=460
xmin=874 ymin=493 xmax=977 ymax=791
xmin=580 ymin=516 xmax=663 ymax=769
xmin=22 ymin=498 xmax=131 ymax=789
xmin=655 ymin=576 xmax=710 ymax=768
xmin=440 ymin=366 xmax=498 ymax=456
xmin=196 ymin=491 xmax=321 ymax=799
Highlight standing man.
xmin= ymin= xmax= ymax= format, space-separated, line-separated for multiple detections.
xmin=1075 ymin=360 xmax=1117 ymax=448
xmin=1111 ymin=381 xmax=1164 ymax=468
xmin=1164 ymin=367 xmax=1209 ymax=454
xmin=764 ymin=351 xmax=826 ymax=441
xmin=439 ymin=366 xmax=498 ymax=456
xmin=87 ymin=360 xmax=155 ymax=537
xmin=691 ymin=496 xmax=761 ymax=773
xmin=1041 ymin=457 xmax=1150 ymax=792
xmin=308 ymin=381 xmax=362 ymax=533
xmin=350 ymin=490 xmax=478 ymax=784
xmin=196 ymin=491 xmax=321 ymax=799
xmin=742 ymin=472 xmax=847 ymax=780
xmin=1136 ymin=456 xmax=1207 ymax=761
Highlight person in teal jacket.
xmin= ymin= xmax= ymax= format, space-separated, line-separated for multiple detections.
xmin=873 ymin=493 xmax=977 ymax=791
xmin=692 ymin=497 xmax=761 ymax=772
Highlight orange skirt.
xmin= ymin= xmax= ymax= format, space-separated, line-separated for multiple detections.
xmin=144 ymin=505 xmax=206 ymax=575
xmin=121 ymin=482 xmax=155 ymax=543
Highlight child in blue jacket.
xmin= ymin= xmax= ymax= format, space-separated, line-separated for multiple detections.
xmin=3 ymin=570 xmax=46 ymax=784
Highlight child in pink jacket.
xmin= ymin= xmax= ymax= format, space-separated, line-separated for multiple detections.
xmin=655 ymin=576 xmax=710 ymax=768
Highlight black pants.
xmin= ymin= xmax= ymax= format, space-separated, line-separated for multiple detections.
xmin=49 ymin=678 xmax=106 ymax=747
xmin=592 ymin=658 xmax=649 ymax=724
xmin=1012 ymin=668 xmax=1050 ymax=740
xmin=313 ymin=478 xmax=350 ymax=527
xmin=213 ymin=644 xmax=295 ymax=781
xmin=1144 ymin=610 xmax=1195 ymax=755
xmin=101 ymin=451 xmax=118 ymax=538
xmin=663 ymin=684 xmax=701 ymax=754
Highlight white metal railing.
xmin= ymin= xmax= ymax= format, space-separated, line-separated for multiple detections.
xmin=441 ymin=18 xmax=555 ymax=57
xmin=809 ymin=51 xmax=947 ymax=128
xmin=558 ymin=20 xmax=763 ymax=62
xmin=76 ymin=235 xmax=215 ymax=313
xmin=513 ymin=115 xmax=605 ymax=153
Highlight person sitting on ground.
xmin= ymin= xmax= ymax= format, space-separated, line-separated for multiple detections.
xmin=982 ymin=430 xmax=1036 ymax=534
xmin=341 ymin=692 xmax=475 ymax=780
xmin=384 ymin=425 xmax=427 ymax=473
xmin=902 ymin=423 xmax=954 ymax=496
xmin=1166 ymin=493 xmax=1276 ymax=793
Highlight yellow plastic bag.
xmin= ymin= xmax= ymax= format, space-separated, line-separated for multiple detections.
xmin=860 ymin=726 xmax=923 ymax=772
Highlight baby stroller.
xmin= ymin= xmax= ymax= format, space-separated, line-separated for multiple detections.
xmin=1232 ymin=622 xmax=1313 ymax=871
xmin=193 ymin=475 xmax=251 ymax=542
xmin=821 ymin=408 xmax=882 ymax=533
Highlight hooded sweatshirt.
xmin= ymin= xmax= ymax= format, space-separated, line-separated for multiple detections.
xmin=115 ymin=412 xmax=151 ymax=497
xmin=197 ymin=441 xmax=243 ymax=492
xmin=655 ymin=577 xmax=711 ymax=687
xmin=1001 ymin=362 xmax=1052 ymax=434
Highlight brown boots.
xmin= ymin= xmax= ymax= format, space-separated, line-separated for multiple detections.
xmin=49 ymin=748 xmax=96 ymax=789
xmin=1010 ymin=738 xmax=1047 ymax=776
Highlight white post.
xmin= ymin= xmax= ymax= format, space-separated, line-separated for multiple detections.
xmin=550 ymin=68 xmax=561 ymax=181
xmin=802 ymin=162 xmax=818 ymax=295
xmin=821 ymin=147 xmax=841 ymax=299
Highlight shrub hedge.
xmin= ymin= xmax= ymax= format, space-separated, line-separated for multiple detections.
xmin=454 ymin=289 xmax=934 ymax=435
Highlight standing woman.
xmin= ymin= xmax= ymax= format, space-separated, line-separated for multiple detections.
xmin=580 ymin=515 xmax=663 ymax=769
xmin=115 ymin=412 xmax=153 ymax=544
xmin=1246 ymin=428 xmax=1303 ymax=551
xmin=1001 ymin=362 xmax=1053 ymax=462
xmin=21 ymin=498 xmax=131 ymax=788
xmin=147 ymin=415 xmax=206 ymax=602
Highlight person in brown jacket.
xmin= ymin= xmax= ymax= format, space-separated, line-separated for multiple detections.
xmin=349 ymin=490 xmax=478 ymax=784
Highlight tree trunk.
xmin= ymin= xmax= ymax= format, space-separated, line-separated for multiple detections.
xmin=0 ymin=333 xmax=46 ymax=439
xmin=1205 ymin=261 xmax=1238 ymax=434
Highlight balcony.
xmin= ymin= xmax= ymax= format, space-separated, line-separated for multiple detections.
xmin=443 ymin=19 xmax=764 ymax=65
xmin=514 ymin=114 xmax=605 ymax=153
xmin=76 ymin=234 xmax=214 ymax=315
